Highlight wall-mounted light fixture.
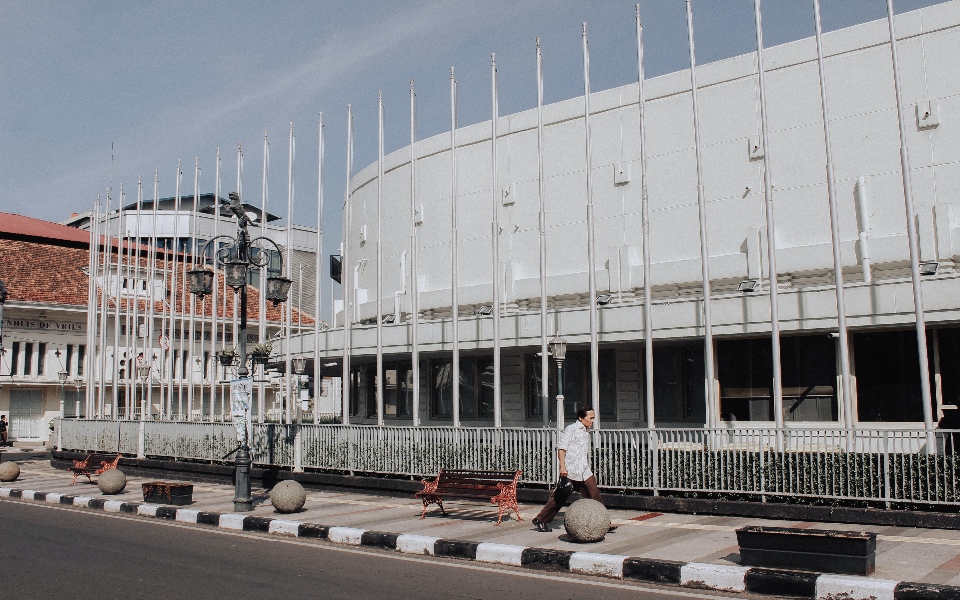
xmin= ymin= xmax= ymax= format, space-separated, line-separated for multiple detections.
xmin=382 ymin=314 xmax=396 ymax=324
xmin=596 ymin=294 xmax=612 ymax=305
xmin=920 ymin=261 xmax=940 ymax=276
xmin=737 ymin=279 xmax=759 ymax=292
xmin=475 ymin=305 xmax=494 ymax=316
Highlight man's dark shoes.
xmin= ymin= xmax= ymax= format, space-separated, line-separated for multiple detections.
xmin=533 ymin=518 xmax=552 ymax=532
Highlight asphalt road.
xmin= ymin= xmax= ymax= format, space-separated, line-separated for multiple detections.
xmin=0 ymin=499 xmax=745 ymax=600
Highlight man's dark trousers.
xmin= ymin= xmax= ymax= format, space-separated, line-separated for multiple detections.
xmin=535 ymin=474 xmax=603 ymax=523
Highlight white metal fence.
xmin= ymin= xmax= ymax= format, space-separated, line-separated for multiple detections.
xmin=58 ymin=419 xmax=960 ymax=506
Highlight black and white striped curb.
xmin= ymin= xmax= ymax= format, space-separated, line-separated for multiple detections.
xmin=3 ymin=486 xmax=957 ymax=600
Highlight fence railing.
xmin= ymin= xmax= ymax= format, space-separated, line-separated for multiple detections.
xmin=58 ymin=420 xmax=960 ymax=506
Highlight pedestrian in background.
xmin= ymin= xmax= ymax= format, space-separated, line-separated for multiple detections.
xmin=0 ymin=415 xmax=8 ymax=446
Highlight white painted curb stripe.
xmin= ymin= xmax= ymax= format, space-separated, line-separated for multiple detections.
xmin=816 ymin=574 xmax=899 ymax=600
xmin=103 ymin=500 xmax=125 ymax=513
xmin=269 ymin=520 xmax=301 ymax=536
xmin=219 ymin=514 xmax=246 ymax=530
xmin=569 ymin=552 xmax=627 ymax=578
xmin=73 ymin=496 xmax=93 ymax=507
xmin=175 ymin=509 xmax=200 ymax=523
xmin=21 ymin=489 xmax=37 ymax=499
xmin=138 ymin=504 xmax=160 ymax=517
xmin=395 ymin=534 xmax=438 ymax=555
xmin=475 ymin=543 xmax=525 ymax=566
xmin=44 ymin=493 xmax=62 ymax=504
xmin=328 ymin=527 xmax=365 ymax=545
xmin=681 ymin=563 xmax=749 ymax=592
xmin=0 ymin=488 xmax=11 ymax=497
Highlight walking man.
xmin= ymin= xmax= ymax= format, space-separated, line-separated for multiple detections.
xmin=533 ymin=405 xmax=612 ymax=532
xmin=0 ymin=415 xmax=8 ymax=447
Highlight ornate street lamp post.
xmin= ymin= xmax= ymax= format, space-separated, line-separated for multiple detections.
xmin=188 ymin=192 xmax=291 ymax=512
xmin=0 ymin=280 xmax=7 ymax=355
xmin=548 ymin=337 xmax=567 ymax=430
xmin=73 ymin=377 xmax=83 ymax=418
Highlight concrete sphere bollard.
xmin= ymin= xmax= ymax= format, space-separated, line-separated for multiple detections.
xmin=270 ymin=480 xmax=307 ymax=513
xmin=563 ymin=499 xmax=611 ymax=543
xmin=98 ymin=469 xmax=127 ymax=495
xmin=0 ymin=461 xmax=20 ymax=482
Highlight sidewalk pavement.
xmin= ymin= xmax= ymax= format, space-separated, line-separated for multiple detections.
xmin=4 ymin=454 xmax=960 ymax=591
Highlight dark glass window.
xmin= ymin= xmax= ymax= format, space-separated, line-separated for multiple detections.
xmin=10 ymin=341 xmax=20 ymax=375
xmin=940 ymin=328 xmax=960 ymax=409
xmin=654 ymin=342 xmax=706 ymax=423
xmin=66 ymin=344 xmax=74 ymax=375
xmin=77 ymin=345 xmax=85 ymax=376
xmin=432 ymin=356 xmax=494 ymax=419
xmin=382 ymin=361 xmax=413 ymax=418
xmin=37 ymin=343 xmax=46 ymax=376
xmin=855 ymin=329 xmax=933 ymax=422
xmin=349 ymin=364 xmax=372 ymax=417
xmin=23 ymin=343 xmax=33 ymax=375
xmin=718 ymin=336 xmax=837 ymax=422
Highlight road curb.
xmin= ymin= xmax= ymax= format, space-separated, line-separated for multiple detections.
xmin=1 ymin=485 xmax=954 ymax=600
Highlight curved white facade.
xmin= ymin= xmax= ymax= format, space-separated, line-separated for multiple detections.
xmin=312 ymin=3 xmax=960 ymax=429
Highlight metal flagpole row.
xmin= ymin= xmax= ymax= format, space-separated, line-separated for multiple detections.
xmin=753 ymin=0 xmax=785 ymax=449
xmin=342 ymin=105 xmax=353 ymax=426
xmin=635 ymin=5 xmax=655 ymax=431
xmin=98 ymin=191 xmax=112 ymax=417
xmin=286 ymin=124 xmax=295 ymax=424
xmin=315 ymin=113 xmax=324 ymax=425
xmin=491 ymin=54 xmax=502 ymax=428
xmin=376 ymin=92 xmax=385 ymax=426
xmin=259 ymin=136 xmax=268 ymax=422
xmin=885 ymin=0 xmax=935 ymax=451
xmin=812 ymin=0 xmax=855 ymax=443
xmin=450 ymin=67 xmax=461 ymax=429
xmin=409 ymin=82 xmax=421 ymax=427
xmin=112 ymin=184 xmax=123 ymax=416
xmin=147 ymin=174 xmax=159 ymax=420
xmin=212 ymin=149 xmax=221 ymax=421
xmin=85 ymin=198 xmax=101 ymax=416
xmin=685 ymin=0 xmax=717 ymax=429
xmin=188 ymin=159 xmax=200 ymax=418
xmin=536 ymin=39 xmax=550 ymax=430
xmin=132 ymin=179 xmax=144 ymax=421
xmin=167 ymin=162 xmax=182 ymax=420
xmin=582 ymin=24 xmax=599 ymax=429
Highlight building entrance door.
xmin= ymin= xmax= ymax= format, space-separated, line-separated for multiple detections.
xmin=10 ymin=389 xmax=43 ymax=439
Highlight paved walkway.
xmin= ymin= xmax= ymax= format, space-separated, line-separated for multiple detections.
xmin=5 ymin=452 xmax=960 ymax=585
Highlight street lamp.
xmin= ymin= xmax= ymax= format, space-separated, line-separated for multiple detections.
xmin=187 ymin=191 xmax=291 ymax=512
xmin=73 ymin=377 xmax=83 ymax=419
xmin=548 ymin=336 xmax=568 ymax=430
xmin=57 ymin=370 xmax=68 ymax=450
xmin=138 ymin=363 xmax=151 ymax=420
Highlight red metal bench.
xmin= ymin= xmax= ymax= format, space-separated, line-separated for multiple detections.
xmin=69 ymin=453 xmax=121 ymax=484
xmin=416 ymin=469 xmax=522 ymax=526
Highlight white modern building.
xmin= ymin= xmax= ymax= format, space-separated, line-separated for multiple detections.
xmin=296 ymin=2 xmax=960 ymax=435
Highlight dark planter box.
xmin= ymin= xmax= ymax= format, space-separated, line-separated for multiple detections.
xmin=218 ymin=355 xmax=236 ymax=367
xmin=142 ymin=482 xmax=194 ymax=506
xmin=251 ymin=354 xmax=269 ymax=365
xmin=737 ymin=526 xmax=876 ymax=575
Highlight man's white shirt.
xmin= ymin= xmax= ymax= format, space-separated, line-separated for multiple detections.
xmin=558 ymin=420 xmax=592 ymax=481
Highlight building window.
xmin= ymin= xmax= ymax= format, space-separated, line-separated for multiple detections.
xmin=432 ymin=356 xmax=494 ymax=419
xmin=855 ymin=329 xmax=933 ymax=422
xmin=77 ymin=345 xmax=86 ymax=376
xmin=939 ymin=328 xmax=960 ymax=410
xmin=653 ymin=342 xmax=706 ymax=423
xmin=10 ymin=341 xmax=20 ymax=375
xmin=66 ymin=344 xmax=73 ymax=375
xmin=23 ymin=343 xmax=33 ymax=375
xmin=719 ymin=336 xmax=837 ymax=422
xmin=203 ymin=351 xmax=210 ymax=380
xmin=528 ymin=349 xmax=615 ymax=421
xmin=349 ymin=364 xmax=372 ymax=417
xmin=382 ymin=361 xmax=413 ymax=418
xmin=37 ymin=343 xmax=46 ymax=376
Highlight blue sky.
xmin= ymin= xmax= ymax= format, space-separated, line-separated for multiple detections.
xmin=0 ymin=0 xmax=946 ymax=288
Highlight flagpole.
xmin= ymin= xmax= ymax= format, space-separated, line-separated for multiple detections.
xmin=259 ymin=134 xmax=268 ymax=423
xmin=536 ymin=39 xmax=550 ymax=429
xmin=376 ymin=91 xmax=385 ymax=427
xmin=491 ymin=54 xmax=502 ymax=428
xmin=112 ymin=184 xmax=124 ymax=418
xmin=753 ymin=0 xmax=784 ymax=447
xmin=685 ymin=0 xmax=717 ymax=430
xmin=582 ymin=24 xmax=599 ymax=429
xmin=86 ymin=198 xmax=101 ymax=416
xmin=133 ymin=178 xmax=145 ymax=421
xmin=315 ymin=114 xmax=324 ymax=425
xmin=636 ymin=5 xmax=656 ymax=431
xmin=187 ymin=159 xmax=200 ymax=419
xmin=99 ymin=189 xmax=113 ymax=417
xmin=811 ymin=0 xmax=854 ymax=444
xmin=886 ymin=0 xmax=935 ymax=449
xmin=147 ymin=173 xmax=159 ymax=419
xmin=409 ymin=81 xmax=421 ymax=427
xmin=167 ymin=162 xmax=182 ymax=419
xmin=211 ymin=149 xmax=221 ymax=421
xmin=284 ymin=125 xmax=295 ymax=424
xmin=450 ymin=67 xmax=461 ymax=428
xmin=342 ymin=104 xmax=353 ymax=425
